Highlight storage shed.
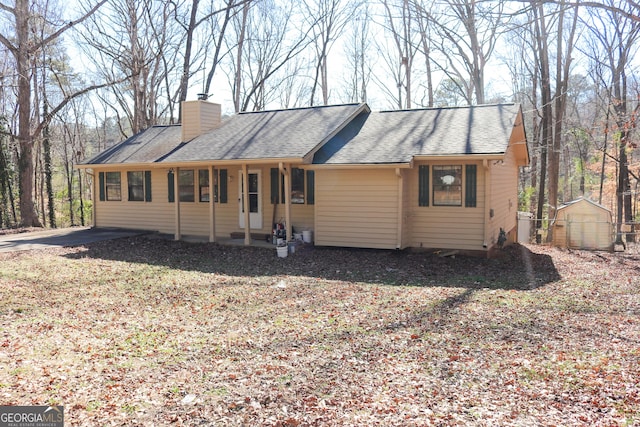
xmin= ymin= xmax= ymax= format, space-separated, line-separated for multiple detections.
xmin=551 ymin=198 xmax=614 ymax=250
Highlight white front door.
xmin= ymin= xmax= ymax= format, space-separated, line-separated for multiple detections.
xmin=239 ymin=170 xmax=262 ymax=229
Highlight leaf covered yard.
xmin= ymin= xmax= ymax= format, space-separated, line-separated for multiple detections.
xmin=0 ymin=237 xmax=638 ymax=426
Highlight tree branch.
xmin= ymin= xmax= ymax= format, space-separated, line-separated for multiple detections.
xmin=33 ymin=0 xmax=108 ymax=52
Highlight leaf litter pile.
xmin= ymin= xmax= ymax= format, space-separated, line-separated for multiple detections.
xmin=0 ymin=236 xmax=638 ymax=426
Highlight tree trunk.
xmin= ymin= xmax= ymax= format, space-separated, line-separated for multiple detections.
xmin=533 ymin=1 xmax=551 ymax=242
xmin=42 ymin=98 xmax=56 ymax=228
xmin=15 ymin=0 xmax=42 ymax=227
xmin=233 ymin=2 xmax=248 ymax=112
xmin=546 ymin=0 xmax=578 ymax=243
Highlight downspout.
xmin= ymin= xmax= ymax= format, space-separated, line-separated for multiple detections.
xmin=280 ymin=162 xmax=292 ymax=242
xmin=483 ymin=159 xmax=491 ymax=249
xmin=209 ymin=165 xmax=216 ymax=243
xmin=242 ymin=164 xmax=250 ymax=245
xmin=174 ymin=167 xmax=181 ymax=241
xmin=395 ymin=168 xmax=403 ymax=249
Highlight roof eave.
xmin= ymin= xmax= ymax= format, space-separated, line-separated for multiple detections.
xmin=307 ymin=162 xmax=411 ymax=170
xmin=412 ymin=153 xmax=505 ymax=161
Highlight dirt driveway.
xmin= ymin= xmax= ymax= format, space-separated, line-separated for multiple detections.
xmin=0 ymin=227 xmax=145 ymax=253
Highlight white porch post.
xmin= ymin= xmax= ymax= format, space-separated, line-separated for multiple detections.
xmin=174 ymin=167 xmax=181 ymax=241
xmin=283 ymin=163 xmax=292 ymax=242
xmin=483 ymin=159 xmax=491 ymax=249
xmin=242 ymin=163 xmax=251 ymax=245
xmin=91 ymin=170 xmax=97 ymax=227
xmin=396 ymin=168 xmax=403 ymax=249
xmin=209 ymin=165 xmax=216 ymax=243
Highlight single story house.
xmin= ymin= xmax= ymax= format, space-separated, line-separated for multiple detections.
xmin=550 ymin=197 xmax=614 ymax=251
xmin=78 ymin=100 xmax=529 ymax=255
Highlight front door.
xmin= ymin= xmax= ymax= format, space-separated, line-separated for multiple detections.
xmin=239 ymin=170 xmax=262 ymax=229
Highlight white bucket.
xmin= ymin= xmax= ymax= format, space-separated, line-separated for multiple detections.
xmin=293 ymin=232 xmax=303 ymax=241
xmin=276 ymin=245 xmax=288 ymax=258
xmin=302 ymin=230 xmax=313 ymax=243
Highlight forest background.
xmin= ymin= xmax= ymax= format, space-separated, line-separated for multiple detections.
xmin=0 ymin=0 xmax=638 ymax=244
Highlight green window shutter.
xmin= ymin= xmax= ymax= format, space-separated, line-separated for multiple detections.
xmin=306 ymin=170 xmax=315 ymax=205
xmin=167 ymin=170 xmax=175 ymax=203
xmin=418 ymin=165 xmax=429 ymax=207
xmin=144 ymin=171 xmax=152 ymax=202
xmin=98 ymin=172 xmax=105 ymax=201
xmin=465 ymin=164 xmax=477 ymax=207
xmin=270 ymin=168 xmax=279 ymax=204
xmin=219 ymin=169 xmax=228 ymax=203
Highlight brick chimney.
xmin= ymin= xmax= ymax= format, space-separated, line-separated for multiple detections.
xmin=181 ymin=100 xmax=222 ymax=142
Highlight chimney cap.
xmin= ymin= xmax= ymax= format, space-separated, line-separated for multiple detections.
xmin=197 ymin=93 xmax=209 ymax=101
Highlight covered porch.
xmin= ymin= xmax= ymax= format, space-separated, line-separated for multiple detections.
xmin=170 ymin=161 xmax=315 ymax=246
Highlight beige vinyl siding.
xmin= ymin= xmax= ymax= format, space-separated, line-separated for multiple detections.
xmin=94 ymin=168 xmax=175 ymax=233
xmin=181 ymin=101 xmax=221 ymax=142
xmin=271 ymin=204 xmax=314 ymax=234
xmin=488 ymin=146 xmax=519 ymax=245
xmin=407 ymin=161 xmax=486 ymax=251
xmin=315 ymin=169 xmax=399 ymax=249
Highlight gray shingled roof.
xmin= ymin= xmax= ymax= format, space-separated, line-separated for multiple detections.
xmin=81 ymin=125 xmax=182 ymax=165
xmin=82 ymin=103 xmax=521 ymax=167
xmin=313 ymin=103 xmax=520 ymax=165
xmin=161 ymin=103 xmax=366 ymax=163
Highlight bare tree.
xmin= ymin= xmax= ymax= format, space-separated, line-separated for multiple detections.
xmin=225 ymin=0 xmax=314 ymax=112
xmin=531 ymin=0 xmax=552 ymax=238
xmin=0 ymin=0 xmax=106 ymax=227
xmin=305 ymin=0 xmax=355 ymax=106
xmin=81 ymin=0 xmax=177 ymax=134
xmin=341 ymin=4 xmax=373 ymax=104
xmin=416 ymin=0 xmax=505 ymax=105
xmin=174 ymin=0 xmax=243 ymax=120
xmin=583 ymin=0 xmax=640 ymax=243
xmin=546 ymin=0 xmax=579 ymax=242
xmin=380 ymin=0 xmax=418 ymax=109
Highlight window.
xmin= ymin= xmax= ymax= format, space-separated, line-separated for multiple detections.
xmin=178 ymin=169 xmax=195 ymax=202
xmin=128 ymin=171 xmax=144 ymax=201
xmin=432 ymin=165 xmax=462 ymax=206
xmin=270 ymin=167 xmax=313 ymax=205
xmin=105 ymin=172 xmax=121 ymax=201
xmin=199 ymin=169 xmax=210 ymax=202
xmin=171 ymin=169 xmax=223 ymax=203
xmin=291 ymin=168 xmax=305 ymax=204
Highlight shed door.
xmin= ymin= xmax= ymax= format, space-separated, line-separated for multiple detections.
xmin=568 ymin=214 xmax=596 ymax=249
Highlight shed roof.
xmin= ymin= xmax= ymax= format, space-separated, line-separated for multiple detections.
xmin=557 ymin=197 xmax=612 ymax=213
xmin=313 ymin=103 xmax=522 ymax=165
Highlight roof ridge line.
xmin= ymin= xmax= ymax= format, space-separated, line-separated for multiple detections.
xmin=238 ymin=103 xmax=364 ymax=115
xmin=377 ymin=103 xmax=517 ymax=113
